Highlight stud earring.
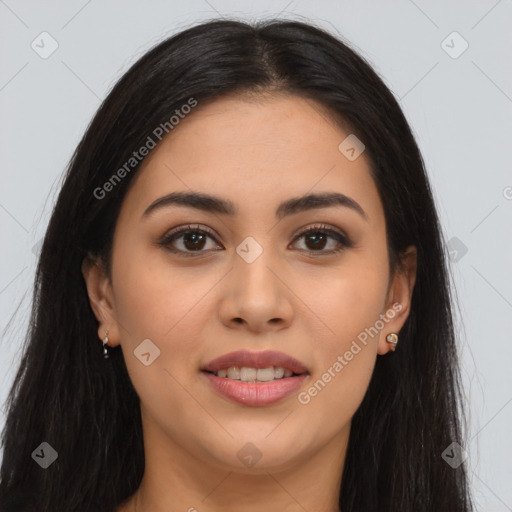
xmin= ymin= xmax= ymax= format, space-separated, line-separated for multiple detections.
xmin=102 ymin=330 xmax=110 ymax=359
xmin=385 ymin=332 xmax=398 ymax=352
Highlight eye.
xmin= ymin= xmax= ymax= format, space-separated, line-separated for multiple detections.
xmin=158 ymin=224 xmax=222 ymax=256
xmin=158 ymin=223 xmax=353 ymax=257
xmin=290 ymin=224 xmax=353 ymax=255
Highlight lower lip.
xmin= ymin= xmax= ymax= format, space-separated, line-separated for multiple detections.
xmin=202 ymin=371 xmax=308 ymax=407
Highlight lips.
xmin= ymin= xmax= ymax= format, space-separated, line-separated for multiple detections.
xmin=201 ymin=349 xmax=309 ymax=375
xmin=202 ymin=371 xmax=308 ymax=406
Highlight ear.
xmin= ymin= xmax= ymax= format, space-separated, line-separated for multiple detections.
xmin=377 ymin=245 xmax=417 ymax=355
xmin=81 ymin=255 xmax=121 ymax=347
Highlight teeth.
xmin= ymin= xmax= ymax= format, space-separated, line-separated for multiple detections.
xmin=213 ymin=366 xmax=298 ymax=382
xmin=227 ymin=367 xmax=241 ymax=380
xmin=256 ymin=367 xmax=275 ymax=382
xmin=274 ymin=366 xmax=285 ymax=379
xmin=240 ymin=367 xmax=257 ymax=382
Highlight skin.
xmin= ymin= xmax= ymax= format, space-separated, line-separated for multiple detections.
xmin=82 ymin=93 xmax=417 ymax=512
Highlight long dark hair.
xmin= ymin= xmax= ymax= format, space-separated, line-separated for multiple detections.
xmin=0 ymin=18 xmax=473 ymax=512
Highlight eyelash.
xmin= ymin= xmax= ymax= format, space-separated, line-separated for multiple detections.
xmin=158 ymin=223 xmax=354 ymax=258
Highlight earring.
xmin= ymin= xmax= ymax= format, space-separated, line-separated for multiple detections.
xmin=102 ymin=330 xmax=110 ymax=359
xmin=386 ymin=332 xmax=398 ymax=352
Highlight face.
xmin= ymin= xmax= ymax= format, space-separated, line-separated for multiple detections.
xmin=83 ymin=93 xmax=416 ymax=475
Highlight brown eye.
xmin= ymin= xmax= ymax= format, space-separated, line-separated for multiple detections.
xmin=159 ymin=224 xmax=222 ymax=256
xmin=180 ymin=231 xmax=208 ymax=251
xmin=158 ymin=223 xmax=353 ymax=257
xmin=291 ymin=224 xmax=353 ymax=254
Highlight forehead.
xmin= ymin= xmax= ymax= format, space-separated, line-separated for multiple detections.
xmin=121 ymin=93 xmax=383 ymax=227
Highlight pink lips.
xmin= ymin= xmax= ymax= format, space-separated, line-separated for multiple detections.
xmin=201 ymin=350 xmax=309 ymax=407
xmin=202 ymin=372 xmax=308 ymax=407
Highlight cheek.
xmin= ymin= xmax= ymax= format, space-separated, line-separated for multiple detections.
xmin=111 ymin=241 xmax=221 ymax=391
xmin=299 ymin=255 xmax=388 ymax=409
xmin=295 ymin=343 xmax=375 ymax=446
xmin=111 ymin=252 xmax=213 ymax=427
xmin=296 ymin=279 xmax=383 ymax=430
xmin=310 ymin=258 xmax=389 ymax=346
xmin=112 ymin=237 xmax=213 ymax=336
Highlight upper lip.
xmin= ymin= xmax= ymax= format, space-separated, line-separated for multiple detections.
xmin=201 ymin=350 xmax=309 ymax=374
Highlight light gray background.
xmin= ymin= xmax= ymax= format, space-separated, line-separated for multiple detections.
xmin=1 ymin=1 xmax=511 ymax=510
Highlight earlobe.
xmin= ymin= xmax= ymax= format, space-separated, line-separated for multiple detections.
xmin=377 ymin=245 xmax=417 ymax=355
xmin=81 ymin=256 xmax=121 ymax=346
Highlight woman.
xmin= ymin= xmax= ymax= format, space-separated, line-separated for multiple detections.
xmin=0 ymin=18 xmax=473 ymax=512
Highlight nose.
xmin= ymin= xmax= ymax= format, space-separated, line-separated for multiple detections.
xmin=218 ymin=247 xmax=294 ymax=333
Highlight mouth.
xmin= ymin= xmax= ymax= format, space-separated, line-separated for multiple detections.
xmin=200 ymin=349 xmax=309 ymax=382
xmin=201 ymin=368 xmax=309 ymax=407
xmin=202 ymin=365 xmax=306 ymax=383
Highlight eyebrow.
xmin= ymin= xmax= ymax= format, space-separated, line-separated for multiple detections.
xmin=141 ymin=191 xmax=368 ymax=221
